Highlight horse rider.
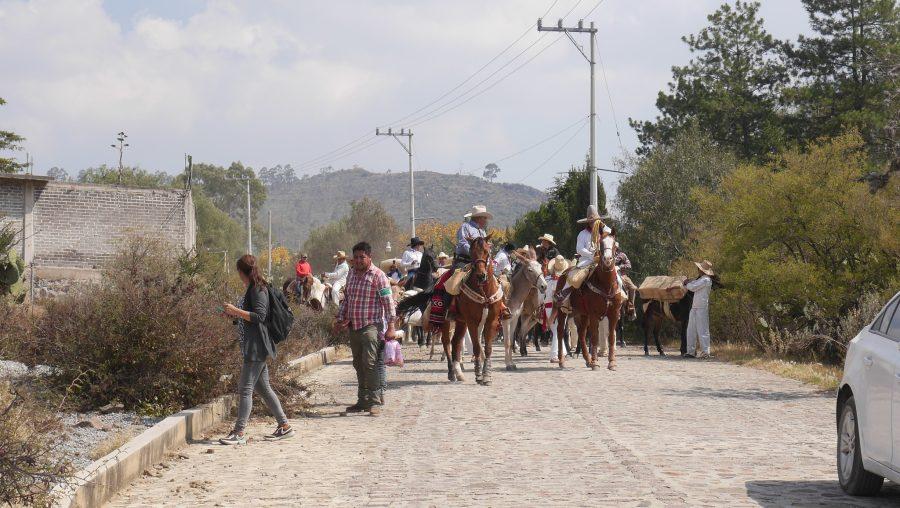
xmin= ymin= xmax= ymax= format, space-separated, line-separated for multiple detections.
xmin=401 ymin=236 xmax=424 ymax=274
xmin=294 ymin=253 xmax=313 ymax=302
xmin=427 ymin=205 xmax=509 ymax=330
xmin=536 ymin=233 xmax=559 ymax=275
xmin=493 ymin=242 xmax=515 ymax=277
xmin=684 ymin=260 xmax=715 ymax=359
xmin=555 ymin=205 xmax=610 ymax=301
xmin=545 ymin=255 xmax=570 ymax=362
xmin=436 ymin=252 xmax=450 ymax=270
xmin=322 ymin=250 xmax=349 ymax=307
xmin=614 ymin=241 xmax=638 ymax=318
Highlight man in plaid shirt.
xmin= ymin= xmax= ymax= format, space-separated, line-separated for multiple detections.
xmin=335 ymin=241 xmax=396 ymax=416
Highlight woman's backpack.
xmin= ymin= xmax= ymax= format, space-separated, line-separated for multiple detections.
xmin=266 ymin=286 xmax=294 ymax=344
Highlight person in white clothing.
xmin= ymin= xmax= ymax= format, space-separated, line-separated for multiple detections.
xmin=322 ymin=251 xmax=350 ymax=306
xmin=401 ymin=237 xmax=424 ymax=276
xmin=684 ymin=260 xmax=715 ymax=359
xmin=545 ymin=255 xmax=569 ymax=362
xmin=555 ymin=205 xmax=611 ymax=300
xmin=493 ymin=243 xmax=514 ymax=277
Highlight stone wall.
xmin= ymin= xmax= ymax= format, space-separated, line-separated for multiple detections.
xmin=31 ymin=182 xmax=195 ymax=270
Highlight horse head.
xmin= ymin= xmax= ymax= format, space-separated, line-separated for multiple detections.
xmin=514 ymin=245 xmax=547 ymax=293
xmin=469 ymin=236 xmax=491 ymax=284
xmin=599 ymin=234 xmax=616 ymax=269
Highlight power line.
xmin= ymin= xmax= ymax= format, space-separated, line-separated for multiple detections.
xmin=521 ymin=120 xmax=589 ymax=182
xmin=293 ymin=136 xmax=386 ymax=173
xmin=595 ymin=37 xmax=626 ymax=153
xmin=492 ymin=115 xmax=589 ymax=164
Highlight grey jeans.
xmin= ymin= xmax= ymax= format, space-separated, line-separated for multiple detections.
xmin=349 ymin=324 xmax=384 ymax=407
xmin=234 ymin=361 xmax=288 ymax=433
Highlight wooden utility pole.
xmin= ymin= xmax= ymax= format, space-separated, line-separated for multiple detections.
xmin=375 ymin=128 xmax=415 ymax=237
xmin=538 ymin=18 xmax=598 ymax=209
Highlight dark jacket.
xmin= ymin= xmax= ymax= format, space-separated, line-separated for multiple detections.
xmin=241 ymin=283 xmax=276 ymax=362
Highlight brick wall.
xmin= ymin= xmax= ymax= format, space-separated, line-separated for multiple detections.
xmin=31 ymin=182 xmax=195 ymax=270
xmin=0 ymin=181 xmax=24 ymax=251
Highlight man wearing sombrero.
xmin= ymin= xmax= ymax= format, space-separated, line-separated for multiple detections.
xmin=555 ymin=205 xmax=611 ymax=299
xmin=322 ymin=250 xmax=349 ymax=307
xmin=536 ymin=233 xmax=559 ymax=275
xmin=684 ymin=260 xmax=715 ymax=359
xmin=401 ymin=236 xmax=425 ymax=277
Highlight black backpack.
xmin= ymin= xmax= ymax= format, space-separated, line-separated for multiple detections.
xmin=266 ymin=285 xmax=294 ymax=344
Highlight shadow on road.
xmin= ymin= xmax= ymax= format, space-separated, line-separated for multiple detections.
xmin=663 ymin=386 xmax=827 ymax=401
xmin=746 ymin=480 xmax=900 ymax=507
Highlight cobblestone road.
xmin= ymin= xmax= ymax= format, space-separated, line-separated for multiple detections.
xmin=110 ymin=346 xmax=900 ymax=507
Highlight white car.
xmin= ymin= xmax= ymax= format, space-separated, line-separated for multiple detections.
xmin=837 ymin=291 xmax=900 ymax=495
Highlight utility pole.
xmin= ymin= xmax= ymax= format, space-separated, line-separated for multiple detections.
xmin=375 ymin=127 xmax=415 ymax=237
xmin=267 ymin=210 xmax=272 ymax=277
xmin=538 ymin=18 xmax=598 ymax=209
xmin=109 ymin=131 xmax=129 ymax=185
xmin=226 ymin=175 xmax=253 ymax=255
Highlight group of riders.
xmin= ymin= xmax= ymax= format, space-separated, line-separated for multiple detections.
xmin=289 ymin=202 xmax=715 ymax=361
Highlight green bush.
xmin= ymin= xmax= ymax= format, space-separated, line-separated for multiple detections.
xmin=29 ymin=238 xmax=236 ymax=414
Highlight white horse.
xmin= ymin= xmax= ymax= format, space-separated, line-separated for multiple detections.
xmin=501 ymin=247 xmax=547 ymax=370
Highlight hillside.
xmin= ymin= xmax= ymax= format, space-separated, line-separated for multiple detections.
xmin=263 ymin=168 xmax=545 ymax=247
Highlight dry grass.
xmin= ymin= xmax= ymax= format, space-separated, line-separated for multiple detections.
xmin=88 ymin=429 xmax=140 ymax=461
xmin=714 ymin=342 xmax=842 ymax=392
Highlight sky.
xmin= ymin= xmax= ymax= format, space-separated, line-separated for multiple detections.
xmin=0 ymin=0 xmax=812 ymax=202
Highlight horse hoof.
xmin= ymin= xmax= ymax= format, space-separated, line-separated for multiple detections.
xmin=448 ymin=371 xmax=456 ymax=382
xmin=558 ymin=361 xmax=565 ymax=369
xmin=644 ymin=350 xmax=650 ymax=356
xmin=590 ymin=364 xmax=598 ymax=371
xmin=658 ymin=351 xmax=666 ymax=357
xmin=505 ymin=365 xmax=513 ymax=371
xmin=608 ymin=362 xmax=617 ymax=371
xmin=482 ymin=380 xmax=492 ymax=386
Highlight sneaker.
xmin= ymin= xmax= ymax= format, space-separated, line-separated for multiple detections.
xmin=219 ymin=431 xmax=246 ymax=445
xmin=683 ymin=353 xmax=696 ymax=359
xmin=368 ymin=406 xmax=381 ymax=417
xmin=264 ymin=424 xmax=295 ymax=441
xmin=697 ymin=352 xmax=714 ymax=360
xmin=345 ymin=404 xmax=367 ymax=413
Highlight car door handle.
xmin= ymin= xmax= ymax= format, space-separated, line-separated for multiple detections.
xmin=863 ymin=356 xmax=874 ymax=367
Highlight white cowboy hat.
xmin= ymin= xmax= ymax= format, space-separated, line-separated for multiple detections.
xmin=577 ymin=205 xmax=603 ymax=224
xmin=333 ymin=250 xmax=346 ymax=260
xmin=437 ymin=252 xmax=449 ymax=259
xmin=468 ymin=205 xmax=493 ymax=220
xmin=551 ymin=255 xmax=568 ymax=276
xmin=463 ymin=212 xmax=472 ymax=220
xmin=537 ymin=233 xmax=556 ymax=246
xmin=694 ymin=260 xmax=715 ymax=276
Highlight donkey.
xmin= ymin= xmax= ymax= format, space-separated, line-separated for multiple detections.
xmin=640 ymin=292 xmax=693 ymax=356
xmin=500 ymin=247 xmax=547 ymax=370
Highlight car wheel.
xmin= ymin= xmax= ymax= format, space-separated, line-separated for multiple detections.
xmin=837 ymin=396 xmax=884 ymax=496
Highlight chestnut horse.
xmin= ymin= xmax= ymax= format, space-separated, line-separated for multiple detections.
xmin=569 ymin=233 xmax=625 ymax=370
xmin=443 ymin=236 xmax=503 ymax=385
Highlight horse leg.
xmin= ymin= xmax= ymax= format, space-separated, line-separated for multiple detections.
xmin=556 ymin=312 xmax=567 ymax=368
xmin=642 ymin=313 xmax=651 ymax=356
xmin=502 ymin=313 xmax=516 ymax=371
xmin=608 ymin=310 xmax=619 ymax=371
xmin=588 ymin=314 xmax=600 ymax=370
xmin=575 ymin=315 xmax=591 ymax=368
xmin=450 ymin=321 xmax=466 ymax=382
xmin=442 ymin=324 xmax=455 ymax=381
xmin=655 ymin=322 xmax=665 ymax=356
xmin=679 ymin=319 xmax=688 ymax=356
xmin=468 ymin=315 xmax=484 ymax=385
xmin=481 ymin=309 xmax=498 ymax=386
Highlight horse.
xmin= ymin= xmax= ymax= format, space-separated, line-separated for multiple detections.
xmin=283 ymin=276 xmax=327 ymax=311
xmin=500 ymin=247 xmax=547 ymax=370
xmin=569 ymin=232 xmax=625 ymax=370
xmin=641 ymin=275 xmax=722 ymax=355
xmin=397 ymin=247 xmax=437 ymax=345
xmin=444 ymin=236 xmax=503 ymax=385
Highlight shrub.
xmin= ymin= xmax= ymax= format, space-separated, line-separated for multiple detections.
xmin=0 ymin=380 xmax=71 ymax=507
xmin=30 ymin=238 xmax=236 ymax=414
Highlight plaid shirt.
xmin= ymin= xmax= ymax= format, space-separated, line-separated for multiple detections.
xmin=337 ymin=263 xmax=396 ymax=331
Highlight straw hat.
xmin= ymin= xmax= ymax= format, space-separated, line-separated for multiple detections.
xmin=463 ymin=212 xmax=472 ymax=220
xmin=550 ymin=255 xmax=568 ymax=276
xmin=537 ymin=233 xmax=556 ymax=246
xmin=694 ymin=260 xmax=715 ymax=276
xmin=577 ymin=205 xmax=603 ymax=224
xmin=437 ymin=252 xmax=449 ymax=260
xmin=468 ymin=205 xmax=493 ymax=220
xmin=333 ymin=250 xmax=347 ymax=260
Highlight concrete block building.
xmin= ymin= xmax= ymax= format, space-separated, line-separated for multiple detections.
xmin=0 ymin=174 xmax=196 ymax=297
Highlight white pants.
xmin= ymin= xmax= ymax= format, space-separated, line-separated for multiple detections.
xmin=330 ymin=281 xmax=344 ymax=307
xmin=686 ymin=308 xmax=711 ymax=354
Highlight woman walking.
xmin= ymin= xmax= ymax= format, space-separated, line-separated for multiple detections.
xmin=219 ymin=254 xmax=294 ymax=445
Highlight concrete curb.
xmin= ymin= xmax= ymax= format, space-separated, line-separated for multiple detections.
xmin=58 ymin=344 xmax=348 ymax=508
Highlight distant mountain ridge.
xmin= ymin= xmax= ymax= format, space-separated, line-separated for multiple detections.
xmin=263 ymin=168 xmax=546 ymax=247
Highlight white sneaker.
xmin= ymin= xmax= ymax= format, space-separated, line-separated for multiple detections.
xmin=219 ymin=431 xmax=246 ymax=445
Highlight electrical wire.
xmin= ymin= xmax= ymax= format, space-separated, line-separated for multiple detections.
xmin=520 ymin=120 xmax=589 ymax=182
xmin=595 ymin=36 xmax=626 ymax=153
xmin=492 ymin=115 xmax=588 ymax=164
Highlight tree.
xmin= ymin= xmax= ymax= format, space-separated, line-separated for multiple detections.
xmin=513 ymin=155 xmax=607 ymax=256
xmin=303 ymin=198 xmax=402 ymax=271
xmin=0 ymin=98 xmax=25 ymax=173
xmin=785 ymin=0 xmax=899 ymax=147
xmin=193 ymin=192 xmax=246 ymax=261
xmin=259 ymin=164 xmax=299 ymax=188
xmin=615 ymin=126 xmax=737 ymax=279
xmin=482 ymin=163 xmax=501 ymax=182
xmin=176 ymin=162 xmax=266 ymax=223
xmin=630 ymin=1 xmax=789 ymax=162
xmin=77 ymin=165 xmax=172 ymax=188
xmin=46 ymin=167 xmax=70 ymax=181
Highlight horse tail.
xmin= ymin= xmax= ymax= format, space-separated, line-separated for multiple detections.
xmin=397 ymin=289 xmax=433 ymax=316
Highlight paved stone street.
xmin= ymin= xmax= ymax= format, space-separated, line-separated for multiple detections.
xmin=110 ymin=345 xmax=900 ymax=507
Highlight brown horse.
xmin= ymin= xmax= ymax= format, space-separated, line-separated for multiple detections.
xmin=443 ymin=236 xmax=503 ymax=385
xmin=569 ymin=233 xmax=625 ymax=370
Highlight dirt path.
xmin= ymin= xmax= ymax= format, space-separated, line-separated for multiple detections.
xmin=109 ymin=346 xmax=900 ymax=507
